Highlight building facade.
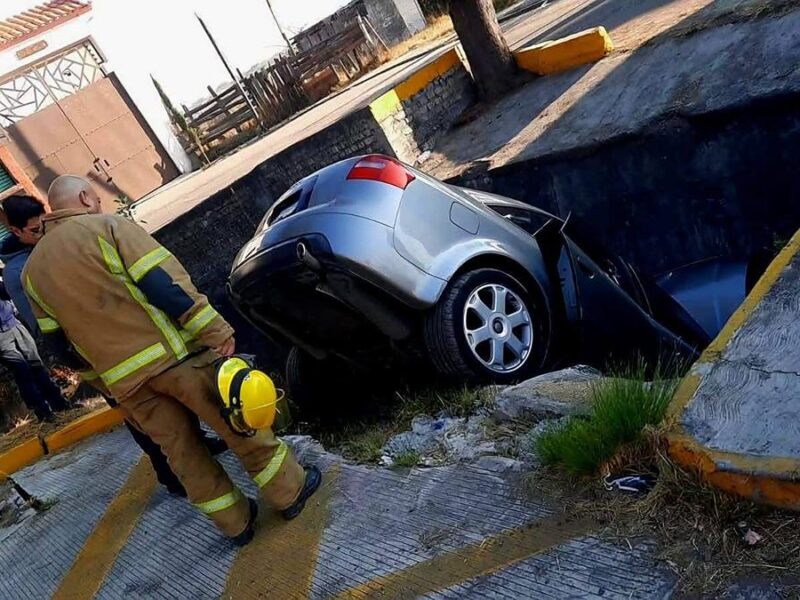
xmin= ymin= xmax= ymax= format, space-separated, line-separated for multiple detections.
xmin=0 ymin=0 xmax=424 ymax=218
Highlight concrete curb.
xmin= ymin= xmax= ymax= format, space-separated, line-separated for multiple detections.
xmin=369 ymin=48 xmax=462 ymax=121
xmin=0 ymin=438 xmax=44 ymax=479
xmin=514 ymin=26 xmax=614 ymax=75
xmin=0 ymin=407 xmax=124 ymax=481
xmin=666 ymin=229 xmax=800 ymax=509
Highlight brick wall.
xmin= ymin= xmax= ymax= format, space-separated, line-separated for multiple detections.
xmin=256 ymin=107 xmax=396 ymax=198
xmin=373 ymin=63 xmax=476 ymax=163
xmin=400 ymin=67 xmax=475 ymax=153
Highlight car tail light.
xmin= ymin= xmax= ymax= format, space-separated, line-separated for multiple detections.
xmin=347 ymin=155 xmax=416 ymax=189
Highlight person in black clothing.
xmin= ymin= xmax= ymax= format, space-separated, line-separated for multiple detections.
xmin=0 ymin=278 xmax=69 ymax=422
xmin=0 ymin=194 xmax=226 ymax=496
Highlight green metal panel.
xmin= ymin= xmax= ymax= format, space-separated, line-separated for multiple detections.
xmin=0 ymin=163 xmax=16 ymax=241
xmin=0 ymin=163 xmax=14 ymax=193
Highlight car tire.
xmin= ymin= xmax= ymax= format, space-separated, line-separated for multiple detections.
xmin=424 ymin=268 xmax=548 ymax=384
xmin=285 ymin=347 xmax=335 ymax=412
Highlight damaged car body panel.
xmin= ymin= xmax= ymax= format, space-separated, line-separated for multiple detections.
xmin=229 ymin=155 xmax=745 ymax=388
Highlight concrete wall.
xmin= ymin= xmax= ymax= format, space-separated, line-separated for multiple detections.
xmin=0 ymin=0 xmax=354 ymax=174
xmin=364 ymin=0 xmax=425 ymax=46
xmin=393 ymin=0 xmax=427 ymax=36
xmin=370 ymin=49 xmax=476 ymax=163
xmin=453 ymin=93 xmax=800 ymax=276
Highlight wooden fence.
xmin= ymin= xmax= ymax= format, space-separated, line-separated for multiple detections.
xmin=242 ymin=54 xmax=309 ymax=129
xmin=175 ymin=17 xmax=387 ymax=163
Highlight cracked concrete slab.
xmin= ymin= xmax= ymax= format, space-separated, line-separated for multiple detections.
xmin=0 ymin=427 xmax=679 ymax=599
xmin=668 ymin=230 xmax=800 ymax=508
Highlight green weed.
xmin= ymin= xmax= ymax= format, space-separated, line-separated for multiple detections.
xmin=393 ymin=450 xmax=421 ymax=468
xmin=339 ymin=427 xmax=393 ymax=464
xmin=535 ymin=365 xmax=678 ymax=474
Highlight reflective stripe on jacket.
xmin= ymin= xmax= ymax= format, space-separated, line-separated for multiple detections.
xmin=22 ymin=209 xmax=234 ymax=400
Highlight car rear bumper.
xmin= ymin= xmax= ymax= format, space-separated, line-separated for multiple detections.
xmin=228 ymin=220 xmax=446 ymax=355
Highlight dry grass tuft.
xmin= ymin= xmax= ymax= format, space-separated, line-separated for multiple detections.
xmin=388 ymin=16 xmax=455 ymax=60
xmin=315 ymin=384 xmax=495 ymax=464
xmin=0 ymin=396 xmax=106 ymax=455
xmin=527 ymin=432 xmax=800 ymax=596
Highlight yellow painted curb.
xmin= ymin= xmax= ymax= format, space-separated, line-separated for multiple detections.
xmin=0 ymin=438 xmax=45 ymax=481
xmin=395 ymin=48 xmax=461 ymax=101
xmin=515 ymin=26 xmax=614 ymax=75
xmin=666 ymin=228 xmax=800 ymax=509
xmin=369 ymin=48 xmax=462 ymax=121
xmin=370 ymin=89 xmax=403 ymax=122
xmin=45 ymin=407 xmax=125 ymax=454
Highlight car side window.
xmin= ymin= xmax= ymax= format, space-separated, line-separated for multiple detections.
xmin=489 ymin=205 xmax=550 ymax=236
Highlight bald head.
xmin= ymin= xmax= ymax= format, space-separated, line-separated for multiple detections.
xmin=48 ymin=175 xmax=102 ymax=213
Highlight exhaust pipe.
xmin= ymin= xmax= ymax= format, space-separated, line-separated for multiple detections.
xmin=296 ymin=241 xmax=322 ymax=272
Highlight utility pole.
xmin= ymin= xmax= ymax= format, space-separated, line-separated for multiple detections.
xmin=265 ymin=0 xmax=295 ymax=55
xmin=195 ymin=13 xmax=263 ymax=129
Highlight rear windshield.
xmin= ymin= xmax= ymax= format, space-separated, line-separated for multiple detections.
xmin=259 ymin=176 xmax=318 ymax=230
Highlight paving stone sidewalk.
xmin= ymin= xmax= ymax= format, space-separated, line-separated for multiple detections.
xmin=0 ymin=427 xmax=676 ymax=599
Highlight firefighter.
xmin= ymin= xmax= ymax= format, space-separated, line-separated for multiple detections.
xmin=23 ymin=175 xmax=321 ymax=544
xmin=1 ymin=193 xmax=227 ymax=496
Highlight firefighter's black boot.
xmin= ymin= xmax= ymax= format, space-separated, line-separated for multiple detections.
xmin=232 ymin=498 xmax=259 ymax=547
xmin=282 ymin=466 xmax=322 ymax=521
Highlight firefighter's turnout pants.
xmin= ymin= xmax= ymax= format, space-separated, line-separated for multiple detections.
xmin=23 ymin=210 xmax=305 ymax=538
xmin=123 ymin=350 xmax=305 ymax=536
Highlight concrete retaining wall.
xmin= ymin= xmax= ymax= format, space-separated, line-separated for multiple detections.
xmin=370 ymin=49 xmax=476 ymax=163
xmin=454 ymin=93 xmax=800 ymax=276
xmin=259 ymin=107 xmax=396 ymax=198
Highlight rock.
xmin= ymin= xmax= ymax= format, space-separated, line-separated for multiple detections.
xmin=416 ymin=150 xmax=433 ymax=164
xmin=493 ymin=366 xmax=603 ymax=423
xmin=382 ymin=414 xmax=496 ymax=466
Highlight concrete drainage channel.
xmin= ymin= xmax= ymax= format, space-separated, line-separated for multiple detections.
xmin=450 ymin=92 xmax=800 ymax=279
xmin=3 ymin=94 xmax=799 ymax=600
xmin=2 ymin=94 xmax=799 ymax=600
xmin=3 ymin=10 xmax=800 ymax=599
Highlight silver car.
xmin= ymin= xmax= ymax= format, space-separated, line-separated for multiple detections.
xmin=229 ymin=155 xmax=746 ymax=402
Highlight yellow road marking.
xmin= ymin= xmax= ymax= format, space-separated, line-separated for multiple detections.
xmin=52 ymin=457 xmax=158 ymax=600
xmin=222 ymin=465 xmax=339 ymax=599
xmin=335 ymin=512 xmax=598 ymax=599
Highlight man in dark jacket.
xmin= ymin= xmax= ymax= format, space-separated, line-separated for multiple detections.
xmin=1 ymin=194 xmax=225 ymax=495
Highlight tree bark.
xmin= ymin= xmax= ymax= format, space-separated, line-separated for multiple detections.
xmin=449 ymin=0 xmax=518 ymax=100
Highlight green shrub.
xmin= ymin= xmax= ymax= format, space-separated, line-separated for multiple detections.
xmin=535 ymin=367 xmax=678 ymax=474
xmin=393 ymin=449 xmax=421 ymax=468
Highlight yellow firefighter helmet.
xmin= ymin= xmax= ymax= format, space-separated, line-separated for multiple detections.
xmin=216 ymin=355 xmax=279 ymax=436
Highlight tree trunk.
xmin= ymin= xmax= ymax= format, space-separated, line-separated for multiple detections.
xmin=449 ymin=0 xmax=517 ymax=100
